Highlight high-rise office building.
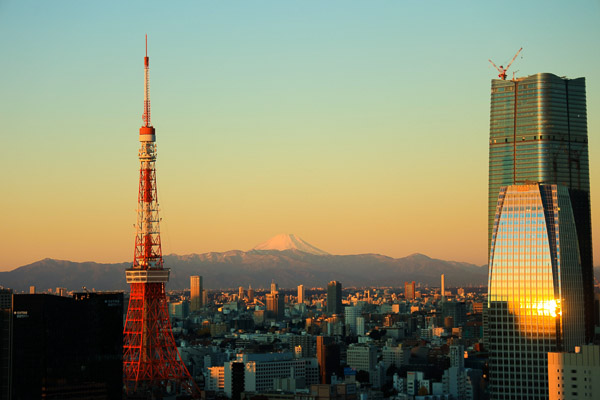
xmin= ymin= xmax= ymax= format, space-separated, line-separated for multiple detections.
xmin=441 ymin=274 xmax=445 ymax=302
xmin=266 ymin=292 xmax=284 ymax=320
xmin=247 ymin=285 xmax=255 ymax=303
xmin=0 ymin=289 xmax=12 ymax=400
xmin=344 ymin=306 xmax=361 ymax=336
xmin=238 ymin=286 xmax=244 ymax=301
xmin=404 ymin=281 xmax=415 ymax=301
xmin=298 ymin=284 xmax=305 ymax=304
xmin=271 ymin=280 xmax=278 ymax=294
xmin=316 ymin=336 xmax=341 ymax=384
xmin=202 ymin=289 xmax=209 ymax=307
xmin=488 ymin=73 xmax=593 ymax=339
xmin=190 ymin=275 xmax=202 ymax=311
xmin=487 ymin=184 xmax=585 ymax=400
xmin=327 ymin=281 xmax=342 ymax=315
xmin=10 ymin=292 xmax=124 ymax=399
xmin=169 ymin=300 xmax=189 ymax=319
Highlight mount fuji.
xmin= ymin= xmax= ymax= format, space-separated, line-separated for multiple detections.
xmin=252 ymin=234 xmax=329 ymax=255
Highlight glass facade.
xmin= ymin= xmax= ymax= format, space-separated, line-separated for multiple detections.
xmin=488 ymin=73 xmax=593 ymax=340
xmin=327 ymin=281 xmax=342 ymax=315
xmin=488 ymin=184 xmax=585 ymax=400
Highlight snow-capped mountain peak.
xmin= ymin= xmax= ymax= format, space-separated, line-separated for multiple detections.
xmin=252 ymin=234 xmax=329 ymax=255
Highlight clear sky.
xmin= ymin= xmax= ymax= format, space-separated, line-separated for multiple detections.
xmin=1 ymin=0 xmax=599 ymax=271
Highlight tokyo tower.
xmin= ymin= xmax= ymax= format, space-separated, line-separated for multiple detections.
xmin=123 ymin=36 xmax=198 ymax=398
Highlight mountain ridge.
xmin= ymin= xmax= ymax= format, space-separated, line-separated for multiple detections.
xmin=0 ymin=249 xmax=490 ymax=291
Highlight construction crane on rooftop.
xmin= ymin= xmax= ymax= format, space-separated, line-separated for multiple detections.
xmin=489 ymin=47 xmax=523 ymax=80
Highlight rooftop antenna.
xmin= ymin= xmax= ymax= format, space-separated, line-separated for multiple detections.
xmin=489 ymin=47 xmax=523 ymax=80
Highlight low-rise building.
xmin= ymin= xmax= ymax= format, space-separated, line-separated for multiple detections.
xmin=224 ymin=352 xmax=319 ymax=398
xmin=548 ymin=345 xmax=600 ymax=400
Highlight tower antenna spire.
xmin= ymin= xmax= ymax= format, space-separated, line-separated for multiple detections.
xmin=143 ymin=35 xmax=151 ymax=127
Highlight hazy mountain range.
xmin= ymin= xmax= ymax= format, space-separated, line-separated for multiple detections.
xmin=0 ymin=251 xmax=489 ymax=292
xmin=9 ymin=234 xmax=597 ymax=292
xmin=0 ymin=234 xmax=496 ymax=291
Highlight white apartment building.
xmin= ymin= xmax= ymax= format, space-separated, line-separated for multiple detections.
xmin=224 ymin=352 xmax=319 ymax=397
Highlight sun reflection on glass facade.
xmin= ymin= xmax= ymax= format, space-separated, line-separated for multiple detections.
xmin=487 ymin=184 xmax=584 ymax=400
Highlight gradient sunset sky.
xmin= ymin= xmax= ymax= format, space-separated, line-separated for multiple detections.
xmin=1 ymin=1 xmax=599 ymax=271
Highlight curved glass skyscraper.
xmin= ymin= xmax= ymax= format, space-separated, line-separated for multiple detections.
xmin=488 ymin=73 xmax=593 ymax=340
xmin=488 ymin=184 xmax=585 ymax=400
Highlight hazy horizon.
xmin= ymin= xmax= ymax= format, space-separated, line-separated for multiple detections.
xmin=4 ymin=232 xmax=491 ymax=272
xmin=1 ymin=1 xmax=599 ymax=271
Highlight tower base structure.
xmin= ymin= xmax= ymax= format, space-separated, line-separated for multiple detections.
xmin=123 ymin=280 xmax=198 ymax=398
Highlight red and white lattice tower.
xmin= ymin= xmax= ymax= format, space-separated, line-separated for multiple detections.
xmin=123 ymin=36 xmax=198 ymax=398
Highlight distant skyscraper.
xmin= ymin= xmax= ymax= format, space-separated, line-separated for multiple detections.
xmin=190 ymin=276 xmax=202 ymax=311
xmin=487 ymin=184 xmax=585 ymax=400
xmin=169 ymin=300 xmax=189 ymax=319
xmin=297 ymin=284 xmax=305 ymax=304
xmin=202 ymin=289 xmax=209 ymax=307
xmin=266 ymin=292 xmax=284 ymax=320
xmin=404 ymin=281 xmax=415 ymax=301
xmin=247 ymin=285 xmax=254 ymax=302
xmin=270 ymin=280 xmax=278 ymax=294
xmin=344 ymin=306 xmax=361 ymax=336
xmin=326 ymin=281 xmax=342 ymax=315
xmin=488 ymin=73 xmax=593 ymax=340
xmin=441 ymin=274 xmax=445 ymax=302
xmin=238 ymin=286 xmax=244 ymax=301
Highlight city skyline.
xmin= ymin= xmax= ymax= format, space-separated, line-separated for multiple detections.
xmin=1 ymin=1 xmax=600 ymax=271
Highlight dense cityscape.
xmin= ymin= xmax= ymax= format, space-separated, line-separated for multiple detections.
xmin=1 ymin=3 xmax=599 ymax=400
